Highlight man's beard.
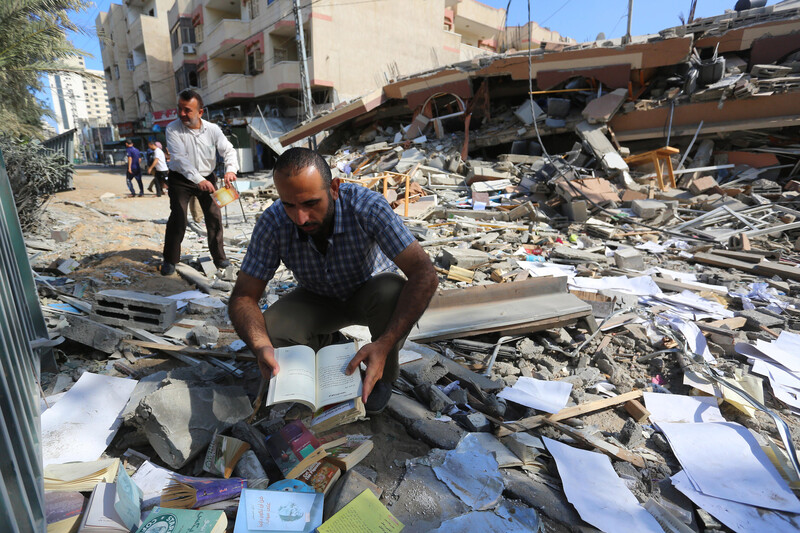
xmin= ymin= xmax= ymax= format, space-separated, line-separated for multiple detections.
xmin=299 ymin=191 xmax=335 ymax=238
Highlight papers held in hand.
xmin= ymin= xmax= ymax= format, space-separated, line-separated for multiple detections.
xmin=266 ymin=343 xmax=363 ymax=412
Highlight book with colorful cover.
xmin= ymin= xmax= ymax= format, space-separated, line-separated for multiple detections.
xmin=203 ymin=433 xmax=251 ymax=479
xmin=317 ymin=489 xmax=403 ymax=533
xmin=232 ymin=488 xmax=323 ymax=533
xmin=161 ymin=475 xmax=247 ymax=509
xmin=135 ymin=507 xmax=226 ymax=533
xmin=296 ymin=460 xmax=341 ymax=496
xmin=265 ymin=421 xmax=328 ymax=479
xmin=324 ymin=435 xmax=373 ymax=471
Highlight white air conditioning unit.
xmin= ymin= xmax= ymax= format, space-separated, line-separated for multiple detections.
xmin=182 ymin=43 xmax=196 ymax=54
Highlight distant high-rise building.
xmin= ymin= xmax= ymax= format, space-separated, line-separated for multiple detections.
xmin=47 ymin=56 xmax=112 ymax=133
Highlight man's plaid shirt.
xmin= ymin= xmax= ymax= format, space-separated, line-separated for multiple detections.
xmin=241 ymin=182 xmax=415 ymax=300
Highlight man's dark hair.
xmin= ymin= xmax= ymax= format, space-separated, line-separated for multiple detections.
xmin=274 ymin=147 xmax=332 ymax=186
xmin=125 ymin=139 xmax=133 ymax=145
xmin=178 ymin=89 xmax=204 ymax=109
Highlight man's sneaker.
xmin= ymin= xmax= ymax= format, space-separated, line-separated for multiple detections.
xmin=160 ymin=262 xmax=176 ymax=276
xmin=365 ymin=380 xmax=393 ymax=415
xmin=215 ymin=259 xmax=231 ymax=268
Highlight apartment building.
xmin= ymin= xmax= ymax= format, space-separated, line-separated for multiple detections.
xmin=166 ymin=0 xmax=567 ymax=114
xmin=96 ymin=0 xmax=177 ymax=140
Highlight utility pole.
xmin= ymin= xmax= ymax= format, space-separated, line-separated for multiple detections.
xmin=292 ymin=0 xmax=316 ymax=149
xmin=688 ymin=0 xmax=698 ymax=23
xmin=624 ymin=0 xmax=633 ymax=44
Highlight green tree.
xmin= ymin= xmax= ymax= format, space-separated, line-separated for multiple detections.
xmin=0 ymin=0 xmax=96 ymax=138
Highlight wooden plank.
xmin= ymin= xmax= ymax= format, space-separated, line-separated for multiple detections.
xmin=447 ymin=266 xmax=474 ymax=283
xmin=692 ymin=252 xmax=757 ymax=273
xmin=754 ymin=260 xmax=800 ymax=282
xmin=496 ymin=389 xmax=644 ymax=437
xmin=124 ymin=339 xmax=256 ymax=361
xmin=624 ymin=399 xmax=651 ymax=423
xmin=651 ymin=276 xmax=728 ymax=296
xmin=543 ymin=419 xmax=646 ymax=468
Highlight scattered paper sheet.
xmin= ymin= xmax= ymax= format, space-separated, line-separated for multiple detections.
xmin=672 ymin=471 xmax=800 ymax=533
xmin=41 ymin=372 xmax=137 ymax=466
xmin=658 ymin=422 xmax=800 ymax=512
xmin=498 ymin=377 xmax=572 ymax=413
xmin=667 ymin=318 xmax=715 ymax=364
xmin=130 ymin=461 xmax=173 ymax=509
xmin=543 ymin=437 xmax=663 ymax=533
xmin=433 ymin=435 xmax=504 ymax=511
xmin=643 ymin=392 xmax=725 ymax=425
xmin=569 ymin=275 xmax=661 ymax=296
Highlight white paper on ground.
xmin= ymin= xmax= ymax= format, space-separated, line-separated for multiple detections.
xmin=543 ymin=437 xmax=663 ymax=533
xmin=643 ymin=392 xmax=725 ymax=425
xmin=657 ymin=422 xmax=800 ymax=512
xmin=672 ymin=471 xmax=800 ymax=533
xmin=656 ymin=291 xmax=733 ymax=319
xmin=497 ymin=377 xmax=572 ymax=414
xmin=668 ymin=318 xmax=715 ymax=364
xmin=41 ymin=372 xmax=137 ymax=466
xmin=568 ymin=275 xmax=661 ymax=296
xmin=460 ymin=433 xmax=522 ymax=468
xmin=517 ymin=262 xmax=571 ymax=278
xmin=166 ymin=289 xmax=207 ymax=309
xmin=736 ymin=339 xmax=800 ymax=372
xmin=750 ymin=359 xmax=800 ymax=410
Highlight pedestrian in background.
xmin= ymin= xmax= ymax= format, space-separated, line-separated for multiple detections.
xmin=146 ymin=140 xmax=169 ymax=197
xmin=125 ymin=139 xmax=143 ymax=197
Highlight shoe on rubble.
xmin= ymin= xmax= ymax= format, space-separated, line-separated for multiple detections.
xmin=365 ymin=380 xmax=393 ymax=415
xmin=160 ymin=262 xmax=176 ymax=276
xmin=214 ymin=259 xmax=231 ymax=269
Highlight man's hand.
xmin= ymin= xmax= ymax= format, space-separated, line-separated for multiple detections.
xmin=255 ymin=346 xmax=279 ymax=379
xmin=223 ymin=171 xmax=237 ymax=188
xmin=198 ymin=179 xmax=216 ymax=193
xmin=346 ymin=339 xmax=390 ymax=403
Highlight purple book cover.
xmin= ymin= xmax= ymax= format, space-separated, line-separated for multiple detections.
xmin=169 ymin=474 xmax=247 ymax=508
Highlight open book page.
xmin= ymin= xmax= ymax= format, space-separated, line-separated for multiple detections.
xmin=315 ymin=343 xmax=363 ymax=409
xmin=267 ymin=346 xmax=317 ymax=409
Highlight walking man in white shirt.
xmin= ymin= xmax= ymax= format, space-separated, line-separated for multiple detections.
xmin=162 ymin=89 xmax=239 ymax=276
xmin=146 ymin=140 xmax=169 ymax=197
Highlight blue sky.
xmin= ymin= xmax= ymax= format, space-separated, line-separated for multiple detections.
xmin=41 ymin=0 xmax=771 ymax=125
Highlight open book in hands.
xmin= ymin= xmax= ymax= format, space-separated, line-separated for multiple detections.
xmin=266 ymin=343 xmax=363 ymax=412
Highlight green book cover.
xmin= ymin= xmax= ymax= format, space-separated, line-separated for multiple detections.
xmin=135 ymin=506 xmax=227 ymax=533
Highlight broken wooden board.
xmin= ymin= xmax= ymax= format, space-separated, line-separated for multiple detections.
xmin=544 ymin=419 xmax=647 ymax=468
xmin=410 ymin=276 xmax=592 ymax=342
xmin=691 ymin=252 xmax=757 ymax=273
xmin=496 ymin=389 xmax=644 ymax=437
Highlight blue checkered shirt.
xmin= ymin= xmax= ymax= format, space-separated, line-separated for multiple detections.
xmin=241 ymin=183 xmax=415 ymax=300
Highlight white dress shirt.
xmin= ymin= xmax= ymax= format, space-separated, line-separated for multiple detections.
xmin=152 ymin=147 xmax=169 ymax=172
xmin=165 ymin=118 xmax=239 ymax=184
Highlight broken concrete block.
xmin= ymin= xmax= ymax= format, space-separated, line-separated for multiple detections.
xmin=324 ymin=469 xmax=383 ymax=521
xmin=734 ymin=309 xmax=784 ymax=330
xmin=452 ymin=411 xmax=491 ymax=432
xmin=688 ymin=175 xmax=719 ymax=195
xmin=551 ymin=245 xmax=611 ymax=265
xmin=51 ymin=230 xmax=70 ymax=242
xmin=631 ymin=199 xmax=667 ymax=220
xmin=614 ymin=247 xmax=645 ymax=271
xmin=92 ymin=290 xmax=177 ymax=333
xmin=387 ymin=394 xmax=464 ymax=450
xmin=514 ymin=100 xmax=545 ymax=126
xmin=387 ymin=460 xmax=468 ymax=530
xmin=198 ymin=257 xmax=217 ymax=278
xmin=618 ymin=418 xmax=645 ymax=447
xmin=502 ymin=469 xmax=583 ymax=526
xmin=190 ymin=324 xmax=219 ymax=345
xmin=135 ymin=381 xmax=251 ymax=469
xmin=61 ymin=314 xmax=130 ymax=354
xmin=582 ymin=88 xmax=628 ymax=124
xmin=400 ymin=358 xmax=448 ymax=387
xmin=440 ymin=248 xmax=490 ymax=269
xmin=415 ymin=383 xmax=455 ymax=413
xmin=121 ymin=370 xmax=168 ymax=423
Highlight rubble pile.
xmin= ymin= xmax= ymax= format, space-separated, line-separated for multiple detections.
xmin=31 ymin=3 xmax=800 ymax=533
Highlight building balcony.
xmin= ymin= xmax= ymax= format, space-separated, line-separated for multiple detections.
xmin=203 ymin=19 xmax=249 ymax=57
xmin=205 ymin=73 xmax=253 ymax=105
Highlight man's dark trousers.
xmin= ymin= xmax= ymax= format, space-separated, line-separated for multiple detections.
xmin=163 ymin=170 xmax=226 ymax=265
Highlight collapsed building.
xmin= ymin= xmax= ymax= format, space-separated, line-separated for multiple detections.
xmin=5 ymin=1 xmax=800 ymax=532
